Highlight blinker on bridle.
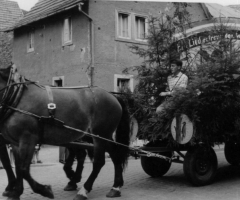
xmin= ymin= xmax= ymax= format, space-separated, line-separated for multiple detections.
xmin=0 ymin=64 xmax=36 ymax=107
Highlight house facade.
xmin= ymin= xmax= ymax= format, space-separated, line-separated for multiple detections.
xmin=0 ymin=0 xmax=23 ymax=68
xmin=8 ymin=0 xmax=239 ymax=91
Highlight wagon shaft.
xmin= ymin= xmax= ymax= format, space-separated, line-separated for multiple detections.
xmin=60 ymin=142 xmax=94 ymax=150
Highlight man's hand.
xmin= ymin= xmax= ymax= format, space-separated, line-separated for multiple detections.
xmin=160 ymin=92 xmax=171 ymax=96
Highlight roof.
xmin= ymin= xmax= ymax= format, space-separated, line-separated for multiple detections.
xmin=0 ymin=0 xmax=23 ymax=30
xmin=8 ymin=0 xmax=83 ymax=31
xmin=228 ymin=5 xmax=240 ymax=12
xmin=205 ymin=3 xmax=240 ymax=18
xmin=21 ymin=9 xmax=28 ymax=16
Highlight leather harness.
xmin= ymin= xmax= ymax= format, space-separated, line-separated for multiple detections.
xmin=45 ymin=86 xmax=56 ymax=118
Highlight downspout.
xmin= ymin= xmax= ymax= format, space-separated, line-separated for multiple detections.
xmin=78 ymin=3 xmax=94 ymax=86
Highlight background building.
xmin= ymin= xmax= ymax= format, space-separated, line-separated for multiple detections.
xmin=0 ymin=0 xmax=23 ymax=67
xmin=6 ymin=0 xmax=240 ymax=92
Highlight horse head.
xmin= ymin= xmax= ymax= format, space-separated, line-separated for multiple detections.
xmin=0 ymin=63 xmax=21 ymax=100
xmin=0 ymin=63 xmax=20 ymax=82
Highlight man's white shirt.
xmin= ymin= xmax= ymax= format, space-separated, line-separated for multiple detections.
xmin=167 ymin=72 xmax=188 ymax=92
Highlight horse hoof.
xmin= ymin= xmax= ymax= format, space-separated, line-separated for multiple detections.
xmin=6 ymin=197 xmax=20 ymax=200
xmin=106 ymin=189 xmax=121 ymax=198
xmin=73 ymin=194 xmax=87 ymax=200
xmin=64 ymin=184 xmax=77 ymax=191
xmin=42 ymin=185 xmax=54 ymax=199
xmin=2 ymin=190 xmax=11 ymax=197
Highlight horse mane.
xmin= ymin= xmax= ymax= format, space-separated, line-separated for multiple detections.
xmin=0 ymin=65 xmax=11 ymax=82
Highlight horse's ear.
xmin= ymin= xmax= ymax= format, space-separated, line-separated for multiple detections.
xmin=12 ymin=64 xmax=17 ymax=73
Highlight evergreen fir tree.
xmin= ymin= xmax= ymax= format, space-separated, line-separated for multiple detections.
xmin=127 ymin=3 xmax=240 ymax=145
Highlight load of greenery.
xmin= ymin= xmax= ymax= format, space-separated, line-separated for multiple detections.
xmin=125 ymin=3 xmax=240 ymax=146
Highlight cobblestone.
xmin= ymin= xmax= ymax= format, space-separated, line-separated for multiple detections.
xmin=1 ymin=145 xmax=240 ymax=200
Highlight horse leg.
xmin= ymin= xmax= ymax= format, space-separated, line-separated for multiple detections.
xmin=12 ymin=136 xmax=54 ymax=199
xmin=63 ymin=147 xmax=78 ymax=191
xmin=0 ymin=139 xmax=16 ymax=197
xmin=105 ymin=96 xmax=130 ymax=198
xmin=64 ymin=148 xmax=87 ymax=192
xmin=74 ymin=141 xmax=105 ymax=200
xmin=105 ymin=150 xmax=123 ymax=198
xmin=72 ymin=148 xmax=87 ymax=182
xmin=8 ymin=145 xmax=24 ymax=200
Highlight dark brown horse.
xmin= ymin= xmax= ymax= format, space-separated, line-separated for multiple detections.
xmin=0 ymin=65 xmax=130 ymax=200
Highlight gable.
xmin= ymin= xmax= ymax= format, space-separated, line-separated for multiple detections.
xmin=9 ymin=0 xmax=84 ymax=31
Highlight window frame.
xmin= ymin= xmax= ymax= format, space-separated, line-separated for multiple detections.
xmin=114 ymin=74 xmax=134 ymax=92
xmin=62 ymin=17 xmax=73 ymax=46
xmin=27 ymin=30 xmax=34 ymax=53
xmin=134 ymin=14 xmax=148 ymax=41
xmin=116 ymin=10 xmax=131 ymax=40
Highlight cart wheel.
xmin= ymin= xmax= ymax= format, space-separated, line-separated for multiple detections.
xmin=141 ymin=151 xmax=172 ymax=177
xmin=183 ymin=146 xmax=218 ymax=186
xmin=224 ymin=141 xmax=240 ymax=165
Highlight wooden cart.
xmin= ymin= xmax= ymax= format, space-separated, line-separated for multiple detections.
xmin=137 ymin=114 xmax=240 ymax=186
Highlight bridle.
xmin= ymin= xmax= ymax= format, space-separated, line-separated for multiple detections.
xmin=0 ymin=65 xmax=38 ymax=105
xmin=0 ymin=64 xmax=18 ymax=103
xmin=0 ymin=64 xmax=37 ymax=123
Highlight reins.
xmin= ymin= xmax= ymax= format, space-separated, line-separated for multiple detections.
xmin=0 ymin=65 xmax=172 ymax=162
xmin=5 ymin=105 xmax=171 ymax=161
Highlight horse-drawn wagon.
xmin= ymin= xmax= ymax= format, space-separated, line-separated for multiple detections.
xmin=137 ymin=113 xmax=220 ymax=187
xmin=139 ymin=128 xmax=240 ymax=186
xmin=63 ymin=111 xmax=239 ymax=187
xmin=132 ymin=84 xmax=240 ymax=187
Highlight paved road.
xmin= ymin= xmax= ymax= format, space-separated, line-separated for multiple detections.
xmin=1 ymin=145 xmax=240 ymax=200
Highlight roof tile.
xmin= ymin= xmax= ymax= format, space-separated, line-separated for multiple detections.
xmin=0 ymin=0 xmax=23 ymax=30
xmin=10 ymin=0 xmax=83 ymax=30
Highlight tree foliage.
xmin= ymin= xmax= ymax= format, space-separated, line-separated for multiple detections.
xmin=126 ymin=3 xmax=240 ymax=145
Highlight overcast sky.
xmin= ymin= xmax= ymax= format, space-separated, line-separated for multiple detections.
xmin=11 ymin=0 xmax=240 ymax=11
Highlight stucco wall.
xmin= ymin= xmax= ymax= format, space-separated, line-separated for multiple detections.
xmin=12 ymin=1 xmax=208 ymax=90
xmin=89 ymin=1 xmax=208 ymax=90
xmin=13 ymin=8 xmax=91 ymax=86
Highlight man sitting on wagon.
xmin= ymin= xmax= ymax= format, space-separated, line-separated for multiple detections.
xmin=156 ymin=59 xmax=188 ymax=114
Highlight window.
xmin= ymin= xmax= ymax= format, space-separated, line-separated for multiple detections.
xmin=116 ymin=10 xmax=148 ymax=43
xmin=114 ymin=74 xmax=134 ymax=92
xmin=117 ymin=78 xmax=130 ymax=91
xmin=62 ymin=17 xmax=72 ymax=45
xmin=117 ymin=12 xmax=131 ymax=39
xmin=135 ymin=16 xmax=148 ymax=40
xmin=52 ymin=76 xmax=64 ymax=87
xmin=27 ymin=31 xmax=34 ymax=52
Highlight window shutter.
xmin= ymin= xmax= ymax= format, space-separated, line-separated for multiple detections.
xmin=63 ymin=19 xmax=69 ymax=43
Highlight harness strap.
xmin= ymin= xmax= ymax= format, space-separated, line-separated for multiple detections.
xmin=5 ymin=105 xmax=172 ymax=162
xmin=45 ymin=86 xmax=56 ymax=118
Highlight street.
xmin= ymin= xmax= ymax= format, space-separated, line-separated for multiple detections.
xmin=1 ymin=146 xmax=240 ymax=200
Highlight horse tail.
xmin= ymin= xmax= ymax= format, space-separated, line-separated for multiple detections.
xmin=114 ymin=96 xmax=130 ymax=169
